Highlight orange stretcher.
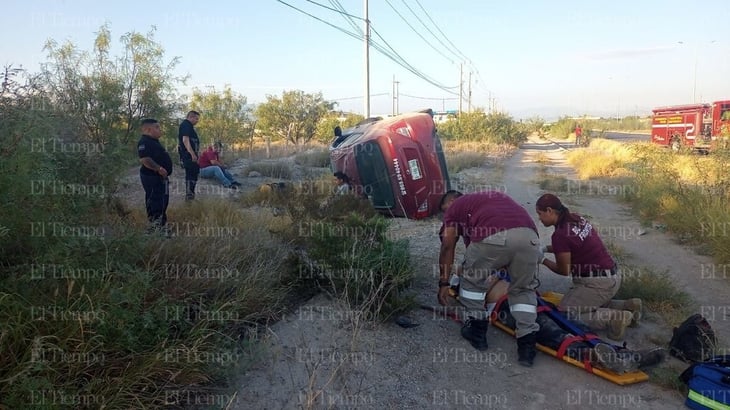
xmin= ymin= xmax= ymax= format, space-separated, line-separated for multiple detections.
xmin=426 ymin=290 xmax=649 ymax=385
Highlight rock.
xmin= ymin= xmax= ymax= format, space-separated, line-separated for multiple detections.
xmin=248 ymin=171 xmax=262 ymax=178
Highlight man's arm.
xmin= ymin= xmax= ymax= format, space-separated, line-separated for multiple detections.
xmin=139 ymin=157 xmax=168 ymax=177
xmin=182 ymin=136 xmax=197 ymax=161
xmin=437 ymin=226 xmax=458 ymax=305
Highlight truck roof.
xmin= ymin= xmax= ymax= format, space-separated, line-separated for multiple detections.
xmin=652 ymin=103 xmax=710 ymax=114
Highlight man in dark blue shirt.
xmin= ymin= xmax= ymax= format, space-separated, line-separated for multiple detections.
xmin=178 ymin=110 xmax=201 ymax=201
xmin=138 ymin=118 xmax=173 ymax=232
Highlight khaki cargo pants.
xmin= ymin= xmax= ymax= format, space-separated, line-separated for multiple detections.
xmin=458 ymin=227 xmax=541 ymax=338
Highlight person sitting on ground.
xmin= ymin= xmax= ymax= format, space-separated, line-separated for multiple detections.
xmin=198 ymin=142 xmax=242 ymax=189
xmin=535 ymin=193 xmax=642 ymax=341
xmin=333 ymin=171 xmax=352 ymax=195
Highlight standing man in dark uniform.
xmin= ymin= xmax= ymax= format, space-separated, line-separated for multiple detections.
xmin=178 ymin=110 xmax=201 ymax=201
xmin=137 ymin=118 xmax=173 ymax=232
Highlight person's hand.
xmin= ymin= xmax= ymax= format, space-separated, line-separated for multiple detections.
xmin=157 ymin=167 xmax=168 ymax=178
xmin=191 ymin=154 xmax=198 ymax=162
xmin=437 ymin=285 xmax=450 ymax=306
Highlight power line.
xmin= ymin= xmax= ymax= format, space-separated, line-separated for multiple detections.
xmin=369 ymin=25 xmax=459 ymax=94
xmin=276 ymin=0 xmax=362 ymax=42
xmin=383 ymin=0 xmax=455 ymax=65
xmin=329 ymin=0 xmax=361 ymax=35
xmin=304 ymin=0 xmax=363 ymax=20
xmin=277 ymin=0 xmax=458 ymax=96
xmin=398 ymin=0 xmax=463 ymax=63
xmin=413 ymin=0 xmax=471 ymax=63
xmin=331 ymin=92 xmax=389 ymax=101
xmin=400 ymin=92 xmax=458 ymax=101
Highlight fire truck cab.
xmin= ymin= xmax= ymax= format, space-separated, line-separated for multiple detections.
xmin=651 ymin=100 xmax=730 ymax=151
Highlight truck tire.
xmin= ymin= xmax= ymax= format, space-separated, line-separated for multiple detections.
xmin=670 ymin=138 xmax=681 ymax=152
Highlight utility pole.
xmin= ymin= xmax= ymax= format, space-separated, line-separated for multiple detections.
xmin=467 ymin=71 xmax=472 ymax=113
xmin=392 ymin=75 xmax=400 ymax=116
xmin=363 ymin=0 xmax=370 ymax=118
xmin=458 ymin=63 xmax=463 ymax=116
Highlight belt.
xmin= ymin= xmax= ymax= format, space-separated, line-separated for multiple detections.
xmin=577 ymin=266 xmax=617 ymax=278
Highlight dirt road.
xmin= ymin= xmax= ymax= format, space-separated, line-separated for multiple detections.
xmin=233 ymin=135 xmax=729 ymax=409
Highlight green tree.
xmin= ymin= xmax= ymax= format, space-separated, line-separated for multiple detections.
xmin=436 ymin=108 xmax=527 ymax=145
xmin=315 ymin=112 xmax=365 ymax=144
xmin=41 ymin=24 xmax=183 ymax=146
xmin=255 ymin=90 xmax=334 ymax=153
xmin=189 ymin=85 xmax=251 ymax=147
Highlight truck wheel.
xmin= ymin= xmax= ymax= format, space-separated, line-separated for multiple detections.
xmin=670 ymin=138 xmax=681 ymax=152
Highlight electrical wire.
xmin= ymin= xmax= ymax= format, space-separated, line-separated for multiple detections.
xmin=276 ymin=0 xmax=459 ymax=96
xmin=400 ymin=92 xmax=458 ymax=101
xmin=413 ymin=0 xmax=471 ymax=63
xmin=329 ymin=0 xmax=362 ymax=35
xmin=303 ymin=0 xmax=362 ymax=20
xmin=370 ymin=25 xmax=459 ymax=94
xmin=276 ymin=0 xmax=363 ymax=42
xmin=398 ymin=0 xmax=463 ymax=63
xmin=383 ymin=0 xmax=455 ymax=65
xmin=331 ymin=92 xmax=389 ymax=101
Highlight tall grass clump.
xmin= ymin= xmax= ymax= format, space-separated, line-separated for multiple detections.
xmin=244 ymin=160 xmax=293 ymax=179
xmin=294 ymin=146 xmax=331 ymax=168
xmin=274 ymin=178 xmax=416 ymax=320
xmin=565 ymin=138 xmax=634 ymax=180
xmin=1 ymin=197 xmax=296 ymax=408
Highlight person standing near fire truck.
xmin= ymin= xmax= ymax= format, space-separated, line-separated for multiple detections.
xmin=574 ymin=124 xmax=583 ymax=146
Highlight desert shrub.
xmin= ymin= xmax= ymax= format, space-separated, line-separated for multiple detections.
xmin=295 ymin=147 xmax=331 ymax=168
xmin=0 ymin=199 xmax=296 ymax=408
xmin=244 ymin=160 xmax=293 ymax=179
xmin=437 ymin=109 xmax=527 ymax=145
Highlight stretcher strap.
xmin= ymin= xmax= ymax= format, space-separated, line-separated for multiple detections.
xmin=555 ymin=333 xmax=600 ymax=373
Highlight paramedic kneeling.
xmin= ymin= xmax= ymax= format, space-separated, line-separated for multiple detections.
xmin=438 ymin=190 xmax=542 ymax=367
xmin=536 ymin=193 xmax=641 ymax=340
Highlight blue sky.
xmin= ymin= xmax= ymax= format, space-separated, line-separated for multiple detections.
xmin=2 ymin=0 xmax=729 ymax=120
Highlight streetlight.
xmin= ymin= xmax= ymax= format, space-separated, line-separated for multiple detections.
xmin=678 ymin=40 xmax=717 ymax=103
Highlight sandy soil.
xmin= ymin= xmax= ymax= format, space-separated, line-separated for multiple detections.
xmin=131 ymin=137 xmax=729 ymax=409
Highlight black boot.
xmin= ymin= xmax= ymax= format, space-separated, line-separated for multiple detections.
xmin=517 ymin=332 xmax=538 ymax=367
xmin=461 ymin=318 xmax=489 ymax=350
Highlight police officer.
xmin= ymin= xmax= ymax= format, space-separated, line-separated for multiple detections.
xmin=138 ymin=118 xmax=172 ymax=232
xmin=178 ymin=110 xmax=201 ymax=201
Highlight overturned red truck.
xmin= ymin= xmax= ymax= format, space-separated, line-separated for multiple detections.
xmin=329 ymin=109 xmax=451 ymax=219
xmin=651 ymin=100 xmax=730 ymax=150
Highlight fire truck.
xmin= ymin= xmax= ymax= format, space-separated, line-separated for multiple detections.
xmin=651 ymin=100 xmax=730 ymax=150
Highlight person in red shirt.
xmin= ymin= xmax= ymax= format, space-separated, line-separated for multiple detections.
xmin=535 ymin=193 xmax=642 ymax=340
xmin=198 ymin=142 xmax=241 ymax=189
xmin=439 ymin=190 xmax=542 ymax=367
xmin=574 ymin=124 xmax=583 ymax=146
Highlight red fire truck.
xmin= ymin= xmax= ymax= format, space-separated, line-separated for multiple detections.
xmin=651 ymin=100 xmax=730 ymax=150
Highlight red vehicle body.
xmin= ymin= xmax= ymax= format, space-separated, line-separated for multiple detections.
xmin=329 ymin=110 xmax=450 ymax=219
xmin=651 ymin=100 xmax=730 ymax=150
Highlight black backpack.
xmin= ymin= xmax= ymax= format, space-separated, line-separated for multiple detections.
xmin=669 ymin=314 xmax=717 ymax=362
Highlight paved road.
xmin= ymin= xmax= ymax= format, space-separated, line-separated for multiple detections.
xmin=602 ymin=131 xmax=650 ymax=143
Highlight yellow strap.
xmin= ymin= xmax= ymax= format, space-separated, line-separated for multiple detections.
xmin=688 ymin=389 xmax=730 ymax=410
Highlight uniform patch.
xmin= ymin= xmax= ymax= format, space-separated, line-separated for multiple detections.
xmin=138 ymin=144 xmax=145 ymax=151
